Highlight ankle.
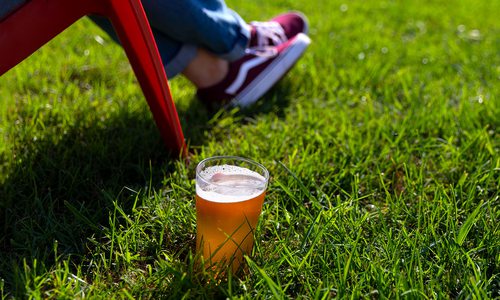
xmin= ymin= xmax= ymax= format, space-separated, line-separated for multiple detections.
xmin=182 ymin=49 xmax=228 ymax=88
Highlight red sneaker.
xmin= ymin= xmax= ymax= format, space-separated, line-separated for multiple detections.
xmin=197 ymin=33 xmax=311 ymax=107
xmin=249 ymin=11 xmax=309 ymax=48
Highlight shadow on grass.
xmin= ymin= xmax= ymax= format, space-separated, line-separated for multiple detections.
xmin=0 ymin=79 xmax=294 ymax=296
xmin=0 ymin=106 xmax=176 ymax=290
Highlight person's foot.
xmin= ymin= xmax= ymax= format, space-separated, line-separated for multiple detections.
xmin=249 ymin=11 xmax=309 ymax=48
xmin=197 ymin=33 xmax=311 ymax=107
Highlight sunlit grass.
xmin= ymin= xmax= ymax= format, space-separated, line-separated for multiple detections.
xmin=1 ymin=0 xmax=499 ymax=298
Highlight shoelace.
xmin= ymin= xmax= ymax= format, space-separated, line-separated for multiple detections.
xmin=245 ymin=46 xmax=278 ymax=57
xmin=250 ymin=21 xmax=287 ymax=48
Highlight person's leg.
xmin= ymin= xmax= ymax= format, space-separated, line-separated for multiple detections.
xmin=141 ymin=0 xmax=250 ymax=62
xmin=182 ymin=49 xmax=228 ymax=89
xmin=91 ymin=0 xmax=249 ymax=79
xmin=91 ymin=0 xmax=312 ymax=106
xmin=90 ymin=15 xmax=197 ymax=79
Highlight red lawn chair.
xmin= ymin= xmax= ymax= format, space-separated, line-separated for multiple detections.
xmin=0 ymin=0 xmax=187 ymax=157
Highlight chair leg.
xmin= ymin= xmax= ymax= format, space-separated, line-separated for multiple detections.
xmin=98 ymin=0 xmax=187 ymax=156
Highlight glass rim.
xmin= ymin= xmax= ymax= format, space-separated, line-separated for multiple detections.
xmin=196 ymin=155 xmax=269 ymax=186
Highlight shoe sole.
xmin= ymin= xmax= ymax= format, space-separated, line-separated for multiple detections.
xmin=231 ymin=33 xmax=311 ymax=107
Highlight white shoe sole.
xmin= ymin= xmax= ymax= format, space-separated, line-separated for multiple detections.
xmin=231 ymin=33 xmax=311 ymax=107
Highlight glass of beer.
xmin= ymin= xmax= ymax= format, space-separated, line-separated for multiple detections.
xmin=195 ymin=156 xmax=269 ymax=274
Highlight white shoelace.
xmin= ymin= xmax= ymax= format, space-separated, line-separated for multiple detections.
xmin=250 ymin=21 xmax=287 ymax=48
xmin=245 ymin=46 xmax=278 ymax=57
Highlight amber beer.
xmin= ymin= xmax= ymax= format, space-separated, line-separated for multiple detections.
xmin=195 ymin=156 xmax=269 ymax=274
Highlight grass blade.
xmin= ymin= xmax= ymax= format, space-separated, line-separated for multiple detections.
xmin=246 ymin=258 xmax=285 ymax=299
xmin=456 ymin=202 xmax=484 ymax=246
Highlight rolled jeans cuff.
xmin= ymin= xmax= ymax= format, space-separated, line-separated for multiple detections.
xmin=217 ymin=28 xmax=249 ymax=62
xmin=164 ymin=23 xmax=249 ymax=78
xmin=164 ymin=44 xmax=197 ymax=78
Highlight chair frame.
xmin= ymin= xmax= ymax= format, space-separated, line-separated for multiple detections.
xmin=0 ymin=0 xmax=187 ymax=156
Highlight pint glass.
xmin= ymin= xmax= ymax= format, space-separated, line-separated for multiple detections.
xmin=195 ymin=156 xmax=269 ymax=274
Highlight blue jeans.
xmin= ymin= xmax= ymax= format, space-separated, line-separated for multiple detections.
xmin=92 ymin=0 xmax=250 ymax=78
xmin=0 ymin=0 xmax=26 ymax=20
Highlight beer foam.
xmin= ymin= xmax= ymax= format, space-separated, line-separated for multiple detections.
xmin=196 ymin=165 xmax=266 ymax=203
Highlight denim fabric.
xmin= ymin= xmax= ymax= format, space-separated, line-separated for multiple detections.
xmin=0 ymin=0 xmax=27 ymax=20
xmin=92 ymin=0 xmax=250 ymax=78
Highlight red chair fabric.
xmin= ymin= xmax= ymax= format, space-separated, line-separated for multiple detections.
xmin=0 ymin=0 xmax=187 ymax=156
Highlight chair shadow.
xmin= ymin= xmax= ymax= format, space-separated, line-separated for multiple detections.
xmin=0 ymin=78 xmax=294 ymax=296
xmin=0 ymin=106 xmax=176 ymax=292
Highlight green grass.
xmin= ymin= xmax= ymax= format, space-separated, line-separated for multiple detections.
xmin=1 ymin=0 xmax=499 ymax=298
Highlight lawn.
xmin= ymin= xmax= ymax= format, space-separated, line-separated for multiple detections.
xmin=1 ymin=0 xmax=499 ymax=298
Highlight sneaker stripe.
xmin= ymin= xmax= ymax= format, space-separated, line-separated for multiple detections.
xmin=224 ymin=56 xmax=270 ymax=95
